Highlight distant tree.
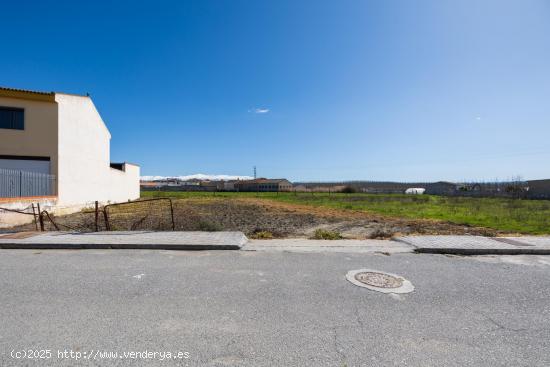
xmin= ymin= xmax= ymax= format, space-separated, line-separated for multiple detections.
xmin=505 ymin=175 xmax=527 ymax=199
xmin=340 ymin=185 xmax=357 ymax=194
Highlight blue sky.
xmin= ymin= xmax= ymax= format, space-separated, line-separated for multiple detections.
xmin=2 ymin=0 xmax=550 ymax=181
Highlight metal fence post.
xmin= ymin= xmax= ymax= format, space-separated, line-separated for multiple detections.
xmin=169 ymin=199 xmax=175 ymax=230
xmin=43 ymin=211 xmax=59 ymax=231
xmin=31 ymin=203 xmax=38 ymax=231
xmin=37 ymin=203 xmax=44 ymax=231
xmin=94 ymin=201 xmax=99 ymax=232
xmin=103 ymin=208 xmax=110 ymax=231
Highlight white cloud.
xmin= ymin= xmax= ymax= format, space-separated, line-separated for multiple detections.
xmin=141 ymin=174 xmax=254 ymax=181
xmin=476 ymin=116 xmax=482 ymax=120
xmin=249 ymin=107 xmax=270 ymax=114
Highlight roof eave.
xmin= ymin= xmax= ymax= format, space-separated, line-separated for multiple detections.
xmin=0 ymin=87 xmax=56 ymax=102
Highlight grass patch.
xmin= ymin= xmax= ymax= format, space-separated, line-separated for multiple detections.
xmin=310 ymin=229 xmax=343 ymax=240
xmin=197 ymin=220 xmax=222 ymax=232
xmin=249 ymin=230 xmax=274 ymax=239
xmin=141 ymin=191 xmax=550 ymax=235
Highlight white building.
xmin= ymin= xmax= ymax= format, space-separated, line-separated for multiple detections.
xmin=0 ymin=86 xmax=139 ymax=225
xmin=405 ymin=188 xmax=426 ymax=195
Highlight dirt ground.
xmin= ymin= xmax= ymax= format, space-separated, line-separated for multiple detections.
xmin=7 ymin=197 xmax=500 ymax=238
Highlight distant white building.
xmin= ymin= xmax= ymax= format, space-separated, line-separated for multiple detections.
xmin=0 ymin=86 xmax=139 ymax=225
xmin=405 ymin=188 xmax=426 ymax=195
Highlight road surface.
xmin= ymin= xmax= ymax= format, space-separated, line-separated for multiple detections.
xmin=1 ymin=249 xmax=549 ymax=366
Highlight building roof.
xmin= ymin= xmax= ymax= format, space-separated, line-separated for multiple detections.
xmin=527 ymin=179 xmax=550 ymax=184
xmin=0 ymin=86 xmax=54 ymax=96
xmin=236 ymin=178 xmax=290 ymax=184
xmin=0 ymin=86 xmax=87 ymax=102
xmin=0 ymin=86 xmax=55 ymax=102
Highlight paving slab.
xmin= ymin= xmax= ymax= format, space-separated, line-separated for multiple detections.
xmin=243 ymin=238 xmax=413 ymax=253
xmin=396 ymin=235 xmax=550 ymax=255
xmin=0 ymin=231 xmax=247 ymax=250
xmin=503 ymin=236 xmax=550 ymax=247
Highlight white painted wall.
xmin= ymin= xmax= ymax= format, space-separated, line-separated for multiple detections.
xmin=108 ymin=163 xmax=140 ymax=202
xmin=0 ymin=198 xmax=95 ymax=228
xmin=0 ymin=198 xmax=56 ymax=228
xmin=55 ymin=93 xmax=140 ymax=205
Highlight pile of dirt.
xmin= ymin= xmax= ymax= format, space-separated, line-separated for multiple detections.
xmin=6 ymin=197 xmax=501 ymax=238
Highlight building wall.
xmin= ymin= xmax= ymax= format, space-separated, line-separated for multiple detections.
xmin=108 ymin=164 xmax=140 ymax=202
xmin=223 ymin=181 xmax=236 ymax=191
xmin=0 ymin=96 xmax=58 ymax=177
xmin=277 ymin=180 xmax=293 ymax=191
xmin=235 ymin=180 xmax=293 ymax=192
xmin=0 ymin=197 xmax=57 ymax=228
xmin=527 ymin=179 xmax=550 ymax=199
xmin=55 ymin=94 xmax=139 ymax=205
xmin=0 ymin=196 xmax=104 ymax=228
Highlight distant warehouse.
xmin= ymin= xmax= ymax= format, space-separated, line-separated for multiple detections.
xmin=234 ymin=178 xmax=292 ymax=192
xmin=527 ymin=179 xmax=550 ymax=199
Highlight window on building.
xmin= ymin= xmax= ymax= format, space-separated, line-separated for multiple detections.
xmin=0 ymin=107 xmax=24 ymax=130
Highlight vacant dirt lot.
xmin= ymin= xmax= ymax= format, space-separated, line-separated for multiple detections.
xmin=8 ymin=197 xmax=500 ymax=238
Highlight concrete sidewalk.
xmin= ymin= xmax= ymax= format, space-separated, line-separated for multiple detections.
xmin=245 ymin=236 xmax=550 ymax=255
xmin=1 ymin=231 xmax=550 ymax=254
xmin=397 ymin=235 xmax=550 ymax=255
xmin=0 ymin=231 xmax=247 ymax=250
xmin=243 ymin=238 xmax=413 ymax=253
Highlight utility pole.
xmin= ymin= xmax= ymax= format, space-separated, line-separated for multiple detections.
xmin=254 ymin=166 xmax=257 ymax=179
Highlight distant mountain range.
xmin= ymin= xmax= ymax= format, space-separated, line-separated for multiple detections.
xmin=140 ymin=174 xmax=254 ymax=181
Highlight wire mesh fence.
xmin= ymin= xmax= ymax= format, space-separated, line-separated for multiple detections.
xmin=1 ymin=199 xmax=176 ymax=232
xmin=103 ymin=198 xmax=175 ymax=231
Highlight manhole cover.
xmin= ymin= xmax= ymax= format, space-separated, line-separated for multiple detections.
xmin=346 ymin=269 xmax=414 ymax=294
xmin=355 ymin=272 xmax=403 ymax=288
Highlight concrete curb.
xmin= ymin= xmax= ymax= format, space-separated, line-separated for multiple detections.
xmin=413 ymin=248 xmax=550 ymax=256
xmin=0 ymin=243 xmax=243 ymax=250
xmin=395 ymin=236 xmax=550 ymax=256
xmin=0 ymin=231 xmax=247 ymax=251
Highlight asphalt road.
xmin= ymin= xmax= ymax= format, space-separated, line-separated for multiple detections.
xmin=1 ymin=249 xmax=549 ymax=366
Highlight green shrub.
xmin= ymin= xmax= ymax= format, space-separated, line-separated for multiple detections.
xmin=249 ymin=230 xmax=274 ymax=239
xmin=197 ymin=220 xmax=222 ymax=232
xmin=311 ymin=229 xmax=343 ymax=240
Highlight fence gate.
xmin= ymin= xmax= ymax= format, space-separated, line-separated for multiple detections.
xmin=103 ymin=198 xmax=175 ymax=231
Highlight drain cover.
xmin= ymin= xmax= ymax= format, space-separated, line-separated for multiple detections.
xmin=346 ymin=269 xmax=414 ymax=294
xmin=355 ymin=272 xmax=403 ymax=288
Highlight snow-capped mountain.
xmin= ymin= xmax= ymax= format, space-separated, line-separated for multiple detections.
xmin=140 ymin=174 xmax=254 ymax=181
